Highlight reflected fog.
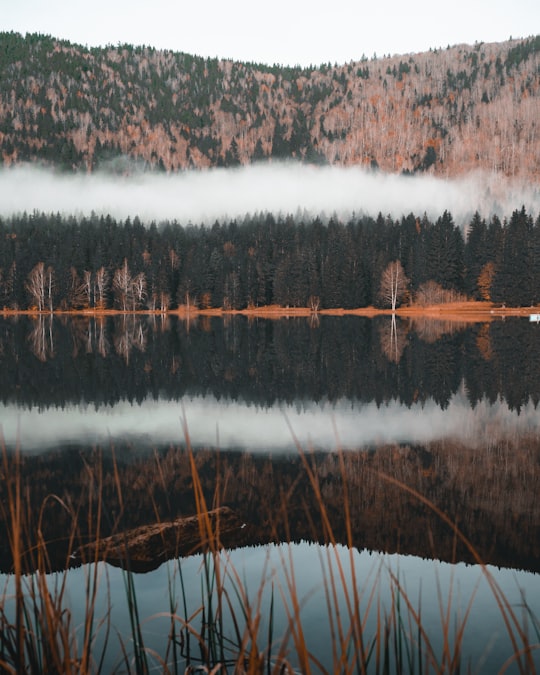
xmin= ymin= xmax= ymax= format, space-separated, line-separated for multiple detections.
xmin=2 ymin=388 xmax=540 ymax=452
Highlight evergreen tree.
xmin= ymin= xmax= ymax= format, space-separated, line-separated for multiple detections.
xmin=464 ymin=212 xmax=488 ymax=298
xmin=425 ymin=211 xmax=464 ymax=291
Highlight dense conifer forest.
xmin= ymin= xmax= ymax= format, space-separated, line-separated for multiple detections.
xmin=0 ymin=31 xmax=539 ymax=177
xmin=1 ymin=33 xmax=539 ymax=311
xmin=0 ymin=207 xmax=539 ymax=311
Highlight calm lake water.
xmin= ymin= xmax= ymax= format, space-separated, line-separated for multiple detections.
xmin=1 ymin=314 xmax=539 ymax=671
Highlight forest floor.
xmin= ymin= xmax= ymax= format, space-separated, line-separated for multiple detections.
xmin=3 ymin=301 xmax=540 ymax=322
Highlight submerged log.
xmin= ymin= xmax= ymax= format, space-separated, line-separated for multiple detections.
xmin=75 ymin=506 xmax=245 ymax=572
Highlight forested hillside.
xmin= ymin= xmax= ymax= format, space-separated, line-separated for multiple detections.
xmin=0 ymin=31 xmax=539 ymax=177
xmin=1 ymin=207 xmax=539 ymax=311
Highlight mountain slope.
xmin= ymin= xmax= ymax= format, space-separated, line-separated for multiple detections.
xmin=0 ymin=32 xmax=539 ymax=178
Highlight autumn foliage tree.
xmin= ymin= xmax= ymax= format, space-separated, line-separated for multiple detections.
xmin=477 ymin=262 xmax=496 ymax=301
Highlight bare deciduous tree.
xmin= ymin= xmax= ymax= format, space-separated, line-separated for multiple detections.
xmin=80 ymin=270 xmax=92 ymax=308
xmin=25 ymin=262 xmax=46 ymax=311
xmin=131 ymin=272 xmax=147 ymax=311
xmin=378 ymin=260 xmax=409 ymax=312
xmin=113 ymin=259 xmax=132 ymax=311
xmin=44 ymin=265 xmax=55 ymax=312
xmin=94 ymin=266 xmax=109 ymax=310
xmin=308 ymin=295 xmax=320 ymax=313
xmin=415 ymin=280 xmax=467 ymax=306
xmin=113 ymin=260 xmax=147 ymax=312
xmin=68 ymin=268 xmax=92 ymax=308
xmin=168 ymin=248 xmax=179 ymax=270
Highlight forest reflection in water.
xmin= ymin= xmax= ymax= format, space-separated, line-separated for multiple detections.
xmin=2 ymin=311 xmax=540 ymax=457
xmin=1 ymin=312 xmax=540 ymax=411
xmin=0 ymin=313 xmax=539 ymax=572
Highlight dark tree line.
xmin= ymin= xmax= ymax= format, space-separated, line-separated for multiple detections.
xmin=0 ymin=207 xmax=539 ymax=311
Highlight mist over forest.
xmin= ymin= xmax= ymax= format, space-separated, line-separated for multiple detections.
xmin=1 ymin=164 xmax=539 ymax=226
xmin=0 ymin=32 xmax=539 ymax=311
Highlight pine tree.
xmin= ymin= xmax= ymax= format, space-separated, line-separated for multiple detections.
xmin=464 ymin=212 xmax=488 ymax=298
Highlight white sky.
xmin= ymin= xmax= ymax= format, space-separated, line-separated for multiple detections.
xmin=3 ymin=0 xmax=539 ymax=67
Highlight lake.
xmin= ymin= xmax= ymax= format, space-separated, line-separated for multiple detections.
xmin=0 ymin=314 xmax=539 ymax=672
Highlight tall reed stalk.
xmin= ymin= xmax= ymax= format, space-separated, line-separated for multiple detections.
xmin=0 ymin=439 xmax=111 ymax=673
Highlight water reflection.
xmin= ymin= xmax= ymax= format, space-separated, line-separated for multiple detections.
xmin=378 ymin=312 xmax=408 ymax=363
xmin=2 ymin=389 xmax=540 ymax=452
xmin=27 ymin=313 xmax=55 ymax=361
xmin=2 ymin=544 xmax=538 ymax=673
xmin=2 ymin=314 xmax=540 ymax=413
xmin=1 ymin=315 xmax=540 ymax=629
xmin=1 ymin=438 xmax=539 ymax=576
xmin=1 ymin=315 xmax=540 ymax=563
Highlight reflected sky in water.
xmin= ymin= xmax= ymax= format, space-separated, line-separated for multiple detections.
xmin=2 ymin=385 xmax=540 ymax=452
xmin=2 ymin=543 xmax=538 ymax=673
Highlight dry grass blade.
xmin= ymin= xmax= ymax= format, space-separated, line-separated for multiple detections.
xmin=376 ymin=470 xmax=536 ymax=675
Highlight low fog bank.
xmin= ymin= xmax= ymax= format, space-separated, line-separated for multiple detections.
xmin=2 ymin=391 xmax=540 ymax=452
xmin=0 ymin=163 xmax=538 ymax=227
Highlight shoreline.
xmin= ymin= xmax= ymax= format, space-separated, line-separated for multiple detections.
xmin=2 ymin=301 xmax=540 ymax=322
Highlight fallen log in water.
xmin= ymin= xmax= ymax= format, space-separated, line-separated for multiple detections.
xmin=75 ymin=506 xmax=245 ymax=572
